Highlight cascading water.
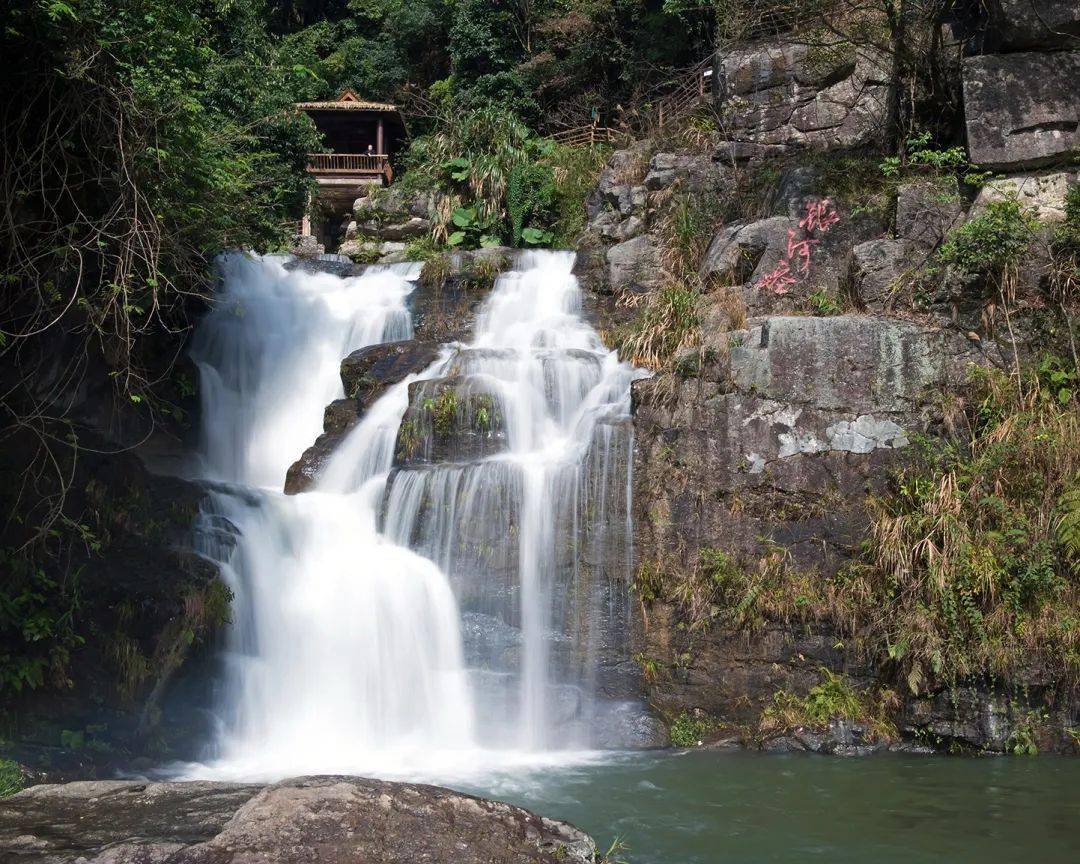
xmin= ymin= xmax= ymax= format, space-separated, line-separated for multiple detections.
xmin=186 ymin=250 xmax=646 ymax=782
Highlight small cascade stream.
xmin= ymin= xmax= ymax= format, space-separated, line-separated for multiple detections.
xmin=186 ymin=250 xmax=646 ymax=782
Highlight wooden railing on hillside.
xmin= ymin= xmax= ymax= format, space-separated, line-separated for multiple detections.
xmin=547 ymin=123 xmax=631 ymax=147
xmin=306 ymin=153 xmax=390 ymax=176
xmin=546 ymin=55 xmax=717 ymax=148
xmin=652 ymin=56 xmax=714 ymax=131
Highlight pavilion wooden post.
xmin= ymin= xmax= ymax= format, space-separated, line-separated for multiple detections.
xmin=376 ymin=116 xmax=385 ymax=155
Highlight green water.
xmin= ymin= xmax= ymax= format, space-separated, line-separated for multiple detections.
xmin=463 ymin=751 xmax=1080 ymax=863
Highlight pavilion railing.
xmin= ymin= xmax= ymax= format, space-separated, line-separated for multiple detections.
xmin=306 ymin=153 xmax=389 ymax=174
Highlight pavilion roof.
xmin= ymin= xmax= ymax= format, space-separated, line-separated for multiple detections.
xmin=296 ymin=88 xmax=398 ymax=113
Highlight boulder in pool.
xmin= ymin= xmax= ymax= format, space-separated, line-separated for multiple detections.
xmin=0 ymin=775 xmax=596 ymax=863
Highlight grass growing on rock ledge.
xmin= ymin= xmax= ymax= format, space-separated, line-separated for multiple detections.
xmin=669 ymin=712 xmax=717 ymax=748
xmin=758 ymin=670 xmax=898 ymax=743
xmin=840 ymin=359 xmax=1080 ymax=696
xmin=617 ymin=282 xmax=702 ymax=370
xmin=0 ymin=759 xmax=25 ymax=797
xmin=638 ymin=357 xmax=1080 ymax=703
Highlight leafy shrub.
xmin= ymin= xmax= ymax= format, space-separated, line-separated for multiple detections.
xmin=0 ymin=552 xmax=83 ymax=693
xmin=759 ymin=670 xmax=898 ymax=741
xmin=669 ymin=711 xmax=715 ymax=747
xmin=407 ymin=105 xmax=607 ymax=249
xmin=507 ymin=162 xmax=556 ymax=246
xmin=938 ymin=199 xmax=1037 ymax=280
xmin=447 ymin=204 xmax=503 ymax=249
xmin=881 ymin=131 xmax=970 ymax=178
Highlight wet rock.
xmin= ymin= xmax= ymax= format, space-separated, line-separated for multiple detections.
xmin=962 ymin=52 xmax=1080 ymax=170
xmin=590 ymin=703 xmax=671 ymax=749
xmin=971 ymin=169 xmax=1080 ymax=223
xmin=285 ymin=341 xmax=440 ymax=494
xmin=410 ymin=248 xmax=513 ymax=343
xmin=986 ymin=0 xmax=1080 ymax=51
xmin=394 ymin=376 xmax=509 ymax=466
xmin=895 ymin=177 xmax=965 ymax=250
xmin=284 ymin=253 xmax=358 ymax=277
xmin=0 ymin=776 xmax=596 ymax=864
xmin=900 ymin=687 xmax=1013 ymax=751
xmin=340 ymin=340 xmax=442 ymax=408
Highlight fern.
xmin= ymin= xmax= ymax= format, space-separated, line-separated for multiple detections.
xmin=1056 ymin=478 xmax=1080 ymax=572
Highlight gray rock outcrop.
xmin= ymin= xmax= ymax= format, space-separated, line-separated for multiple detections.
xmin=971 ymin=169 xmax=1080 ymax=222
xmin=715 ymin=38 xmax=892 ymax=153
xmin=0 ymin=776 xmax=596 ymax=864
xmin=607 ymin=234 xmax=662 ymax=292
xmin=962 ymin=51 xmax=1080 ymax=170
xmin=986 ymin=0 xmax=1080 ymax=51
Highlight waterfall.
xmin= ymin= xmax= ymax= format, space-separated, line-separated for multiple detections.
xmin=186 ymin=250 xmax=645 ymax=782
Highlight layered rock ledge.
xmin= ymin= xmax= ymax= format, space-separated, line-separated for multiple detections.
xmin=0 ymin=776 xmax=596 ymax=864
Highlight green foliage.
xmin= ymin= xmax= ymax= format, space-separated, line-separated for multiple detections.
xmin=408 ymin=105 xmax=606 ymax=249
xmin=0 ymin=760 xmax=25 ymax=798
xmin=0 ymin=552 xmax=83 ymax=693
xmin=1 ymin=0 xmax=319 ymax=414
xmin=669 ymin=711 xmax=715 ymax=747
xmin=507 ymin=163 xmax=556 ymax=247
xmin=447 ymin=205 xmax=503 ymax=249
xmin=1057 ymin=184 xmax=1080 ymax=254
xmin=1006 ymin=710 xmax=1043 ymax=755
xmin=760 ymin=670 xmax=898 ymax=741
xmin=396 ymin=419 xmax=421 ymax=461
xmin=938 ymin=199 xmax=1038 ymax=279
xmin=802 ymin=669 xmax=865 ymax=725
xmin=1050 ymin=184 xmax=1080 ymax=299
xmin=881 ymin=132 xmax=970 ymax=179
xmin=808 ymin=289 xmax=843 ymax=315
xmin=424 ymin=389 xmax=459 ymax=436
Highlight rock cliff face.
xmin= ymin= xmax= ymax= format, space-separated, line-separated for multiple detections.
xmin=573 ymin=2 xmax=1080 ymax=754
xmin=0 ymin=777 xmax=596 ymax=864
xmin=714 ymin=37 xmax=892 ymax=157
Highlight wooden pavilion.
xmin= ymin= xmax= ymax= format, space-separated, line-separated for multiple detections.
xmin=296 ymin=89 xmax=407 ymax=239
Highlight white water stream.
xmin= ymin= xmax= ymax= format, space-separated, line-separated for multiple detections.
xmin=185 ymin=250 xmax=644 ymax=782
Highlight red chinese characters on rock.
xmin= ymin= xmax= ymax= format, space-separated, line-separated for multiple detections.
xmin=757 ymin=199 xmax=840 ymax=296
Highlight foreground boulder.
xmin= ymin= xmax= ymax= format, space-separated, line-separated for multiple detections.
xmin=0 ymin=776 xmax=596 ymax=864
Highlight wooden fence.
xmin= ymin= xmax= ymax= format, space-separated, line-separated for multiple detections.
xmin=546 ymin=55 xmax=717 ymax=148
xmin=306 ymin=153 xmax=389 ymax=175
xmin=547 ymin=124 xmax=631 ymax=147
